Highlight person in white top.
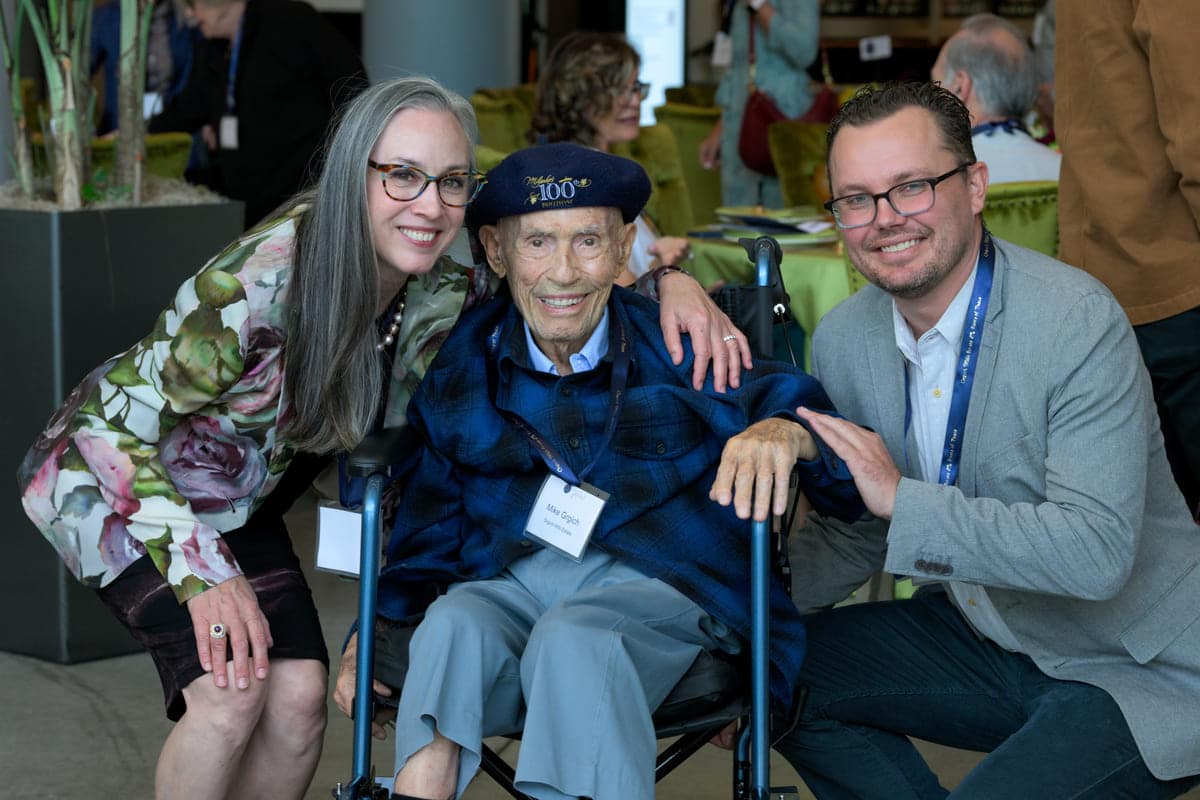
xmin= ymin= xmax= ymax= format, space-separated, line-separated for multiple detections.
xmin=931 ymin=13 xmax=1060 ymax=184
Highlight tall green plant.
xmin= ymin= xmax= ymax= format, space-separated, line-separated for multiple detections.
xmin=0 ymin=1 xmax=34 ymax=197
xmin=20 ymin=0 xmax=93 ymax=209
xmin=114 ymin=0 xmax=152 ymax=201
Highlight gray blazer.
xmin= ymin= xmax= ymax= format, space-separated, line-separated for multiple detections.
xmin=790 ymin=235 xmax=1200 ymax=780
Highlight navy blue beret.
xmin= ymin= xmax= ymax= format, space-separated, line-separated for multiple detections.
xmin=468 ymin=142 xmax=651 ymax=230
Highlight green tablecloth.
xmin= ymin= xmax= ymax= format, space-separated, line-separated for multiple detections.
xmin=688 ymin=238 xmax=856 ymax=369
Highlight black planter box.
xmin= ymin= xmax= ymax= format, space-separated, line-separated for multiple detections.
xmin=1 ymin=200 xmax=244 ymax=663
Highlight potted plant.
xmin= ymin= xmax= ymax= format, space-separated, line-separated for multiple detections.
xmin=1 ymin=0 xmax=245 ymax=663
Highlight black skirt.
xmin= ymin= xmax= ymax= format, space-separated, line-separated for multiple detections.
xmin=96 ymin=452 xmax=331 ymax=721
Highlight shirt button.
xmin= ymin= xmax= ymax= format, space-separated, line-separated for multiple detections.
xmin=656 ymin=442 xmax=667 ymax=454
xmin=569 ymin=436 xmax=581 ymax=448
xmin=932 ymin=388 xmax=943 ymax=398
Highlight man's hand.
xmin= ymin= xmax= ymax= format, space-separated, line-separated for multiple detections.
xmin=333 ymin=631 xmax=396 ymax=740
xmin=657 ymin=270 xmax=752 ymax=392
xmin=186 ymin=575 xmax=273 ymax=690
xmin=797 ymin=407 xmax=900 ymax=519
xmin=711 ymin=418 xmax=817 ymax=520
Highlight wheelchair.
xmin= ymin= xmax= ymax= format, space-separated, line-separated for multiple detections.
xmin=333 ymin=237 xmax=802 ymax=800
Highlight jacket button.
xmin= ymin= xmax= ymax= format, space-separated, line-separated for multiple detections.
xmin=656 ymin=442 xmax=667 ymax=454
xmin=520 ymin=540 xmax=533 ymax=549
xmin=568 ymin=436 xmax=581 ymax=448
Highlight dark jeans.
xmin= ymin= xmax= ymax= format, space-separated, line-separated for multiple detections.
xmin=775 ymin=589 xmax=1200 ymax=799
xmin=1134 ymin=305 xmax=1200 ymax=520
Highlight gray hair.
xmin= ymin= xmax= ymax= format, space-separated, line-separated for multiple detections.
xmin=283 ymin=76 xmax=478 ymax=454
xmin=940 ymin=14 xmax=1038 ymax=120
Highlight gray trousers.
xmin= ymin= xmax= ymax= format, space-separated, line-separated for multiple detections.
xmin=393 ymin=547 xmax=740 ymax=800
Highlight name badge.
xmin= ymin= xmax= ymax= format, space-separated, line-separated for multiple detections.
xmin=314 ymin=503 xmax=363 ymax=577
xmin=219 ymin=114 xmax=239 ymax=149
xmin=524 ymin=474 xmax=609 ymax=561
xmin=711 ymin=31 xmax=733 ymax=68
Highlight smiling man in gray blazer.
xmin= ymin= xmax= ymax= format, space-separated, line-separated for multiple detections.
xmin=776 ymin=82 xmax=1200 ymax=798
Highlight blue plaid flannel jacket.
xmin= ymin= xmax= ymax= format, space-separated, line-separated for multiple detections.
xmin=378 ymin=286 xmax=863 ymax=710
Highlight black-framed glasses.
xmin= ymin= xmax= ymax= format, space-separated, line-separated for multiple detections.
xmin=824 ymin=163 xmax=975 ymax=229
xmin=367 ymin=161 xmax=486 ymax=207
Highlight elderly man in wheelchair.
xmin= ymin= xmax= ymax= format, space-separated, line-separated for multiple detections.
xmin=333 ymin=142 xmax=864 ymax=800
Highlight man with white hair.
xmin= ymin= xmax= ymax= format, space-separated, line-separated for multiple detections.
xmin=931 ymin=13 xmax=1060 ymax=183
xmin=337 ymin=142 xmax=864 ymax=800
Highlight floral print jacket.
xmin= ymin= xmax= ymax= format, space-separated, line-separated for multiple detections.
xmin=17 ymin=207 xmax=485 ymax=603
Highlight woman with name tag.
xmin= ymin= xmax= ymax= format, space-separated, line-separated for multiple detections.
xmin=16 ymin=76 xmax=747 ymax=800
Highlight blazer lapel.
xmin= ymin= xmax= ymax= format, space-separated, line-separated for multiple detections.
xmin=957 ymin=243 xmax=1008 ymax=497
xmin=863 ymin=298 xmax=915 ymax=478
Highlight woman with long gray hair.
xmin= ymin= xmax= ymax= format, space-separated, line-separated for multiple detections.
xmin=17 ymin=75 xmax=748 ymax=799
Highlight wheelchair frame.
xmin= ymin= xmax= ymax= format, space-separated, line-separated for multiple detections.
xmin=334 ymin=236 xmax=798 ymax=800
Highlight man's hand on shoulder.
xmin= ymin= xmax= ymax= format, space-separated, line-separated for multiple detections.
xmin=796 ymin=407 xmax=900 ymax=519
xmin=710 ymin=418 xmax=816 ymax=521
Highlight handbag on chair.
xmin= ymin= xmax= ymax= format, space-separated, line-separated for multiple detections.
xmin=737 ymin=11 xmax=839 ymax=177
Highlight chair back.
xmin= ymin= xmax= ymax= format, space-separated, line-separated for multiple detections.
xmin=612 ymin=123 xmax=695 ymax=236
xmin=654 ymin=101 xmax=723 ymax=226
xmin=469 ymin=84 xmax=536 ymax=153
xmin=31 ymin=131 xmax=194 ymax=182
xmin=664 ymin=84 xmax=718 ymax=107
xmin=983 ymin=180 xmax=1059 ymax=258
xmin=767 ymin=120 xmax=830 ymax=208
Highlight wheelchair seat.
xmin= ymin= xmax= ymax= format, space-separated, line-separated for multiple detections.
xmin=369 ymin=614 xmax=747 ymax=733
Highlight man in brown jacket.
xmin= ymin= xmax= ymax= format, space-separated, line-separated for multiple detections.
xmin=1056 ymin=0 xmax=1200 ymax=521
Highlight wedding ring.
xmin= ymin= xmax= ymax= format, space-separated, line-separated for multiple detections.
xmin=722 ymin=334 xmax=738 ymax=343
xmin=209 ymin=623 xmax=227 ymax=640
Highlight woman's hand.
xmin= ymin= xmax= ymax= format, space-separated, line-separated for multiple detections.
xmin=186 ymin=575 xmax=273 ymax=690
xmin=333 ymin=631 xmax=396 ymax=740
xmin=648 ymin=236 xmax=691 ymax=267
xmin=699 ymin=119 xmax=723 ymax=171
xmin=657 ymin=270 xmax=752 ymax=392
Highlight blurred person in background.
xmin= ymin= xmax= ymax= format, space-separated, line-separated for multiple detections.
xmin=149 ymin=0 xmax=367 ymax=227
xmin=931 ymin=13 xmax=1060 ymax=183
xmin=699 ymin=0 xmax=820 ymax=208
xmin=1057 ymin=0 xmax=1200 ymax=522
xmin=528 ymin=31 xmax=692 ymax=286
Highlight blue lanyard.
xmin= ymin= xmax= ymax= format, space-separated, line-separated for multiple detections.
xmin=493 ymin=312 xmax=631 ymax=488
xmin=225 ymin=19 xmax=244 ymax=114
xmin=903 ymin=231 xmax=996 ymax=486
xmin=970 ymin=119 xmax=1027 ymax=137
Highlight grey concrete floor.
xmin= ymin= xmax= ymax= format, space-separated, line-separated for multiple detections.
xmin=2 ymin=491 xmax=1192 ymax=799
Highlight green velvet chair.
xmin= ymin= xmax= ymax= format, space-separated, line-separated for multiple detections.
xmin=767 ymin=119 xmax=830 ymax=209
xmin=612 ymin=123 xmax=695 ymax=236
xmin=473 ymin=144 xmax=509 ymax=175
xmin=982 ymin=180 xmax=1059 ymax=258
xmin=32 ymin=131 xmax=194 ymax=183
xmin=664 ymin=84 xmax=718 ymax=108
xmin=469 ymin=84 xmax=537 ymax=153
xmin=653 ymin=102 xmax=723 ymax=227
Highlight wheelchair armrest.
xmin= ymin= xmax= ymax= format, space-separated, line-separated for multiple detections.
xmin=347 ymin=426 xmax=419 ymax=477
